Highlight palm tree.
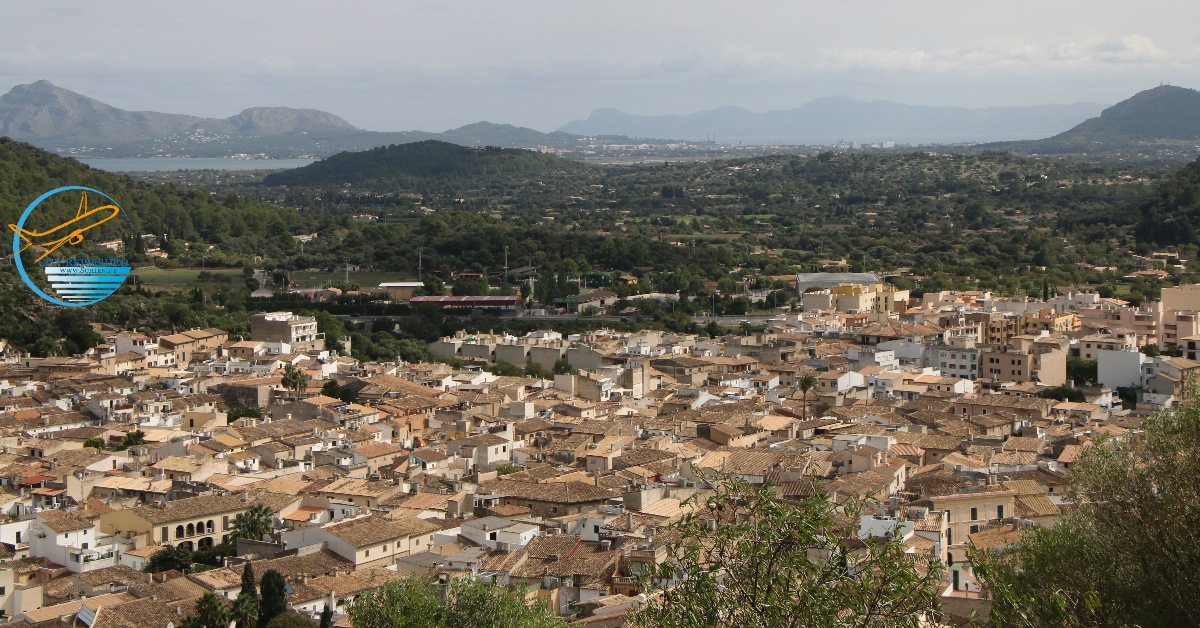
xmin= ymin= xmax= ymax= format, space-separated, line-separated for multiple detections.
xmin=280 ymin=363 xmax=309 ymax=400
xmin=231 ymin=504 xmax=275 ymax=542
xmin=797 ymin=373 xmax=818 ymax=422
xmin=232 ymin=592 xmax=259 ymax=628
xmin=182 ymin=592 xmax=229 ymax=628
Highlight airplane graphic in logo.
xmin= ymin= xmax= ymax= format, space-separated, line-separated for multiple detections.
xmin=8 ymin=191 xmax=120 ymax=263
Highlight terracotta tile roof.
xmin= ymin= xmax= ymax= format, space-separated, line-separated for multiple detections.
xmin=21 ymin=592 xmax=136 ymax=625
xmin=891 ymin=432 xmax=963 ymax=451
xmin=90 ymin=594 xmax=213 ymax=628
xmin=189 ymin=549 xmax=353 ymax=591
xmin=694 ymin=450 xmax=785 ymax=476
xmin=351 ymin=441 xmax=404 ymax=458
xmin=37 ymin=509 xmax=97 ymax=533
xmin=318 ymin=476 xmax=398 ymax=498
xmin=125 ymin=575 xmax=211 ymax=603
xmin=459 ymin=433 xmax=510 ymax=447
xmin=990 ymin=451 xmax=1039 ymax=466
xmin=523 ymin=534 xmax=583 ymax=560
xmin=888 ymin=443 xmax=925 ymax=458
xmin=968 ymin=526 xmax=1024 ymax=551
xmin=129 ymin=494 xmax=247 ymax=524
xmin=323 ymin=515 xmax=439 ymax=548
xmin=289 ymin=567 xmax=407 ymax=603
xmin=480 ymin=479 xmax=616 ymax=504
xmin=82 ymin=497 xmax=116 ymax=516
xmin=1057 ymin=443 xmax=1089 ymax=464
xmin=123 ymin=545 xmax=166 ymax=558
xmin=1001 ymin=436 xmax=1047 ymax=453
xmin=77 ymin=564 xmax=148 ymax=587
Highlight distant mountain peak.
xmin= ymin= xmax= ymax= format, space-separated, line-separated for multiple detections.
xmin=0 ymin=80 xmax=361 ymax=144
xmin=1049 ymin=84 xmax=1200 ymax=141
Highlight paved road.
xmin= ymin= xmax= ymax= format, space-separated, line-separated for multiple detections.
xmin=338 ymin=313 xmax=782 ymax=326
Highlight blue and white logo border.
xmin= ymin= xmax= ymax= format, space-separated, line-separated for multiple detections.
xmin=12 ymin=185 xmax=131 ymax=307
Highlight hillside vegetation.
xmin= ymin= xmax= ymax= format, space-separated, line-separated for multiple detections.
xmin=2 ymin=135 xmax=1200 ymax=357
xmin=976 ymin=85 xmax=1200 ymax=160
xmin=262 ymin=140 xmax=587 ymax=188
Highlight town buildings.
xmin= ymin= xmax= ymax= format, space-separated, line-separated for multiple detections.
xmin=0 ymin=285 xmax=1190 ymax=625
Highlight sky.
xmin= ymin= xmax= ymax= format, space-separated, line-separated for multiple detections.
xmin=3 ymin=1 xmax=1199 ymax=132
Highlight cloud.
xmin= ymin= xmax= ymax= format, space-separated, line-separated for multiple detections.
xmin=805 ymin=34 xmax=1172 ymax=77
xmin=1090 ymin=34 xmax=1164 ymax=63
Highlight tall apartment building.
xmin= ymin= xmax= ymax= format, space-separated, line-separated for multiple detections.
xmin=250 ymin=312 xmax=324 ymax=352
xmin=965 ymin=312 xmax=1021 ymax=346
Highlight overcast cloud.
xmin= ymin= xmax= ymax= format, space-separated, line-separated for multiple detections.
xmin=3 ymin=1 xmax=1199 ymax=131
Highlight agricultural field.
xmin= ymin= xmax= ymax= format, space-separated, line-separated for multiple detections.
xmin=132 ymin=267 xmax=244 ymax=288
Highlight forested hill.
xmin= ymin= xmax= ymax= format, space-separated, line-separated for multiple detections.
xmin=1051 ymin=85 xmax=1200 ymax=142
xmin=0 ymin=137 xmax=304 ymax=256
xmin=1132 ymin=153 xmax=1200 ymax=245
xmin=261 ymin=140 xmax=589 ymax=188
xmin=976 ymin=85 xmax=1200 ymax=160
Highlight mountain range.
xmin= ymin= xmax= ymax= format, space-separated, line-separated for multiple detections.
xmin=0 ymin=80 xmax=358 ymax=143
xmin=0 ymin=81 xmax=599 ymax=158
xmin=2 ymin=80 xmax=1199 ymax=160
xmin=556 ymin=99 xmax=1108 ymax=144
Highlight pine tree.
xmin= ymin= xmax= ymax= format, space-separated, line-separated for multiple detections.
xmin=258 ymin=569 xmax=287 ymax=628
xmin=232 ymin=562 xmax=259 ymax=628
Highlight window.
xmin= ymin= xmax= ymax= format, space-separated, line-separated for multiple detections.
xmin=82 ymin=543 xmax=88 ymax=550
xmin=970 ymin=524 xmax=979 ymax=534
xmin=970 ymin=507 xmax=978 ymax=521
xmin=551 ymin=506 xmax=559 ymax=514
xmin=997 ymin=505 xmax=1005 ymax=519
xmin=365 ymin=549 xmax=369 ymax=557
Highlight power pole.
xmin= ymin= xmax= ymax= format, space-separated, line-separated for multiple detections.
xmin=504 ymin=246 xmax=509 ymax=285
xmin=418 ymin=249 xmax=423 ymax=282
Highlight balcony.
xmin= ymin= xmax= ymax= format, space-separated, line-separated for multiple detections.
xmin=80 ymin=549 xmax=117 ymax=563
xmin=628 ymin=546 xmax=667 ymax=562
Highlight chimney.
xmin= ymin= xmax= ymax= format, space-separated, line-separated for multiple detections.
xmin=626 ymin=512 xmax=633 ymax=530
